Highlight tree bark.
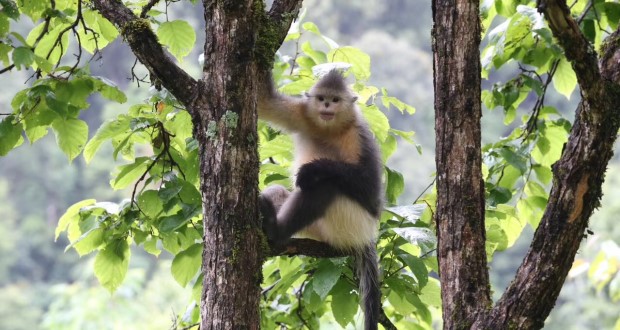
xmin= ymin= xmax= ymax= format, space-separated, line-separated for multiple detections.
xmin=472 ymin=3 xmax=620 ymax=329
xmin=432 ymin=0 xmax=620 ymax=328
xmin=94 ymin=0 xmax=302 ymax=328
xmin=431 ymin=0 xmax=491 ymax=328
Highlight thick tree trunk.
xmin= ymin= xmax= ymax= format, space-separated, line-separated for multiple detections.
xmin=188 ymin=2 xmax=265 ymax=329
xmin=431 ymin=0 xmax=491 ymax=328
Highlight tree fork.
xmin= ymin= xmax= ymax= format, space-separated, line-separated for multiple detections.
xmin=473 ymin=2 xmax=620 ymax=328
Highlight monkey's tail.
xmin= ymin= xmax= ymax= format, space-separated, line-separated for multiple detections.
xmin=356 ymin=244 xmax=380 ymax=330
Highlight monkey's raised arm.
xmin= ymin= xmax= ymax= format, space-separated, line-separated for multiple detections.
xmin=257 ymin=77 xmax=307 ymax=132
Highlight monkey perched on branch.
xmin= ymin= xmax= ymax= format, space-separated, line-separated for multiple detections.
xmin=259 ymin=69 xmax=382 ymax=330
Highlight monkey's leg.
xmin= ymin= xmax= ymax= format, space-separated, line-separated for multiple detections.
xmin=269 ymin=184 xmax=339 ymax=244
xmin=259 ymin=185 xmax=291 ymax=242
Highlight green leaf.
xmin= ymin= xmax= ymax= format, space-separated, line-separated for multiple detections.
xmin=171 ymin=243 xmax=203 ymax=287
xmin=19 ymin=0 xmax=48 ymax=21
xmin=552 ymin=57 xmax=577 ymax=99
xmin=12 ymin=46 xmax=34 ymax=69
xmin=419 ymin=278 xmax=441 ymax=307
xmin=328 ymin=46 xmax=371 ymax=81
xmin=0 ymin=42 xmax=11 ymax=66
xmin=159 ymin=212 xmax=190 ymax=233
xmin=94 ymin=239 xmax=130 ymax=293
xmin=79 ymin=10 xmax=119 ymax=52
xmin=385 ymin=167 xmax=405 ymax=204
xmin=84 ymin=115 xmax=131 ymax=163
xmin=137 ymin=190 xmax=164 ymax=218
xmin=0 ymin=14 xmax=9 ymax=38
xmin=330 ymin=279 xmax=358 ymax=328
xmin=0 ymin=0 xmax=19 ymax=20
xmin=311 ymin=260 xmax=342 ymax=300
xmin=380 ymin=134 xmax=397 ymax=162
xmin=157 ymin=20 xmax=196 ymax=61
xmin=93 ymin=76 xmax=127 ymax=103
xmin=111 ymin=156 xmax=150 ymax=190
xmin=55 ymin=199 xmax=96 ymax=240
xmin=51 ymin=118 xmax=89 ymax=161
xmin=0 ymin=115 xmax=23 ymax=156
xmin=72 ymin=227 xmax=105 ymax=256
xmin=144 ymin=236 xmax=161 ymax=256
xmin=399 ymin=254 xmax=429 ymax=287
xmin=361 ymin=104 xmax=389 ymax=143
xmin=386 ymin=204 xmax=426 ymax=224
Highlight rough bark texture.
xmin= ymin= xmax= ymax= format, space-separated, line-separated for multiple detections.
xmin=472 ymin=2 xmax=620 ymax=329
xmin=431 ymin=0 xmax=491 ymax=328
xmin=432 ymin=0 xmax=620 ymax=328
xmin=93 ymin=0 xmax=302 ymax=329
xmin=192 ymin=2 xmax=264 ymax=328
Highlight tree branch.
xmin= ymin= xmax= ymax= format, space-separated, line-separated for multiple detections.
xmin=474 ymin=3 xmax=620 ymax=328
xmin=91 ymin=0 xmax=198 ymax=106
xmin=256 ymin=0 xmax=303 ymax=72
xmin=266 ymin=238 xmax=348 ymax=258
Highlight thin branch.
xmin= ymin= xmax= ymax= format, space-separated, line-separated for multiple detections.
xmin=378 ymin=308 xmax=397 ymax=330
xmin=91 ymin=0 xmax=198 ymax=106
xmin=140 ymin=0 xmax=162 ymax=18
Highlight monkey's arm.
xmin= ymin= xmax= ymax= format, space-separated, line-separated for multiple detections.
xmin=296 ymin=159 xmax=382 ymax=216
xmin=258 ymin=77 xmax=306 ymax=132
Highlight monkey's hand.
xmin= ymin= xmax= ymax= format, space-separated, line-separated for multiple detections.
xmin=259 ymin=194 xmax=279 ymax=243
xmin=296 ymin=159 xmax=338 ymax=190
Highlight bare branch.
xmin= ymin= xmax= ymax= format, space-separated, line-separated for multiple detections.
xmin=91 ymin=0 xmax=198 ymax=106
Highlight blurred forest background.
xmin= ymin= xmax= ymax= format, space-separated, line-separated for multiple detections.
xmin=1 ymin=1 xmax=618 ymax=329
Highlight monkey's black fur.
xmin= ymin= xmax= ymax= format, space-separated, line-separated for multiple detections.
xmin=259 ymin=70 xmax=382 ymax=330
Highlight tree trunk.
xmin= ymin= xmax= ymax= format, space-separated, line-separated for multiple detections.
xmin=431 ymin=0 xmax=491 ymax=328
xmin=188 ymin=2 xmax=265 ymax=329
xmin=431 ymin=0 xmax=620 ymax=329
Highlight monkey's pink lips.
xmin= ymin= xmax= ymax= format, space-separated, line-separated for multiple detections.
xmin=320 ymin=111 xmax=335 ymax=120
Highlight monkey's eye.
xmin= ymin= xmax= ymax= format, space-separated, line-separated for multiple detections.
xmin=317 ymin=96 xmax=325 ymax=102
xmin=332 ymin=97 xmax=340 ymax=103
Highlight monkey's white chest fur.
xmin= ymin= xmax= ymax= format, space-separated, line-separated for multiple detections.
xmin=293 ymin=194 xmax=378 ymax=250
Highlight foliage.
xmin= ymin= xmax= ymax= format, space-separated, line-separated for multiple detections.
xmin=0 ymin=1 xmax=436 ymax=328
xmin=1 ymin=0 xmax=619 ymax=328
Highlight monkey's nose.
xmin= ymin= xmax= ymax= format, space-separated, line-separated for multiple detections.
xmin=324 ymin=102 xmax=330 ymax=107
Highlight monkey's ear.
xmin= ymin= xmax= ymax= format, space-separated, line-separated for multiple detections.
xmin=304 ymin=92 xmax=311 ymax=98
xmin=351 ymin=96 xmax=358 ymax=103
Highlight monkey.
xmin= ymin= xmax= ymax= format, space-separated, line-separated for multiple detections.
xmin=258 ymin=70 xmax=382 ymax=330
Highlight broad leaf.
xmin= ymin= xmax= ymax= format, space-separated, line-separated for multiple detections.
xmin=157 ymin=20 xmax=196 ymax=61
xmin=311 ymin=260 xmax=342 ymax=300
xmin=171 ymin=243 xmax=202 ymax=287
xmin=51 ymin=118 xmax=89 ymax=161
xmin=94 ymin=239 xmax=130 ymax=293
xmin=0 ymin=115 xmax=23 ymax=156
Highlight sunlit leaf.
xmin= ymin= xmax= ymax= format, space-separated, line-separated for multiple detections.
xmin=51 ymin=118 xmax=89 ymax=161
xmin=94 ymin=239 xmax=130 ymax=293
xmin=171 ymin=243 xmax=203 ymax=287
xmin=157 ymin=20 xmax=196 ymax=61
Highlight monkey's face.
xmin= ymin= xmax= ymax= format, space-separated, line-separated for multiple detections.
xmin=306 ymin=90 xmax=356 ymax=128
xmin=312 ymin=94 xmax=342 ymax=121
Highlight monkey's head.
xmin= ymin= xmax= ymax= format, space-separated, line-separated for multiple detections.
xmin=305 ymin=70 xmax=358 ymax=129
